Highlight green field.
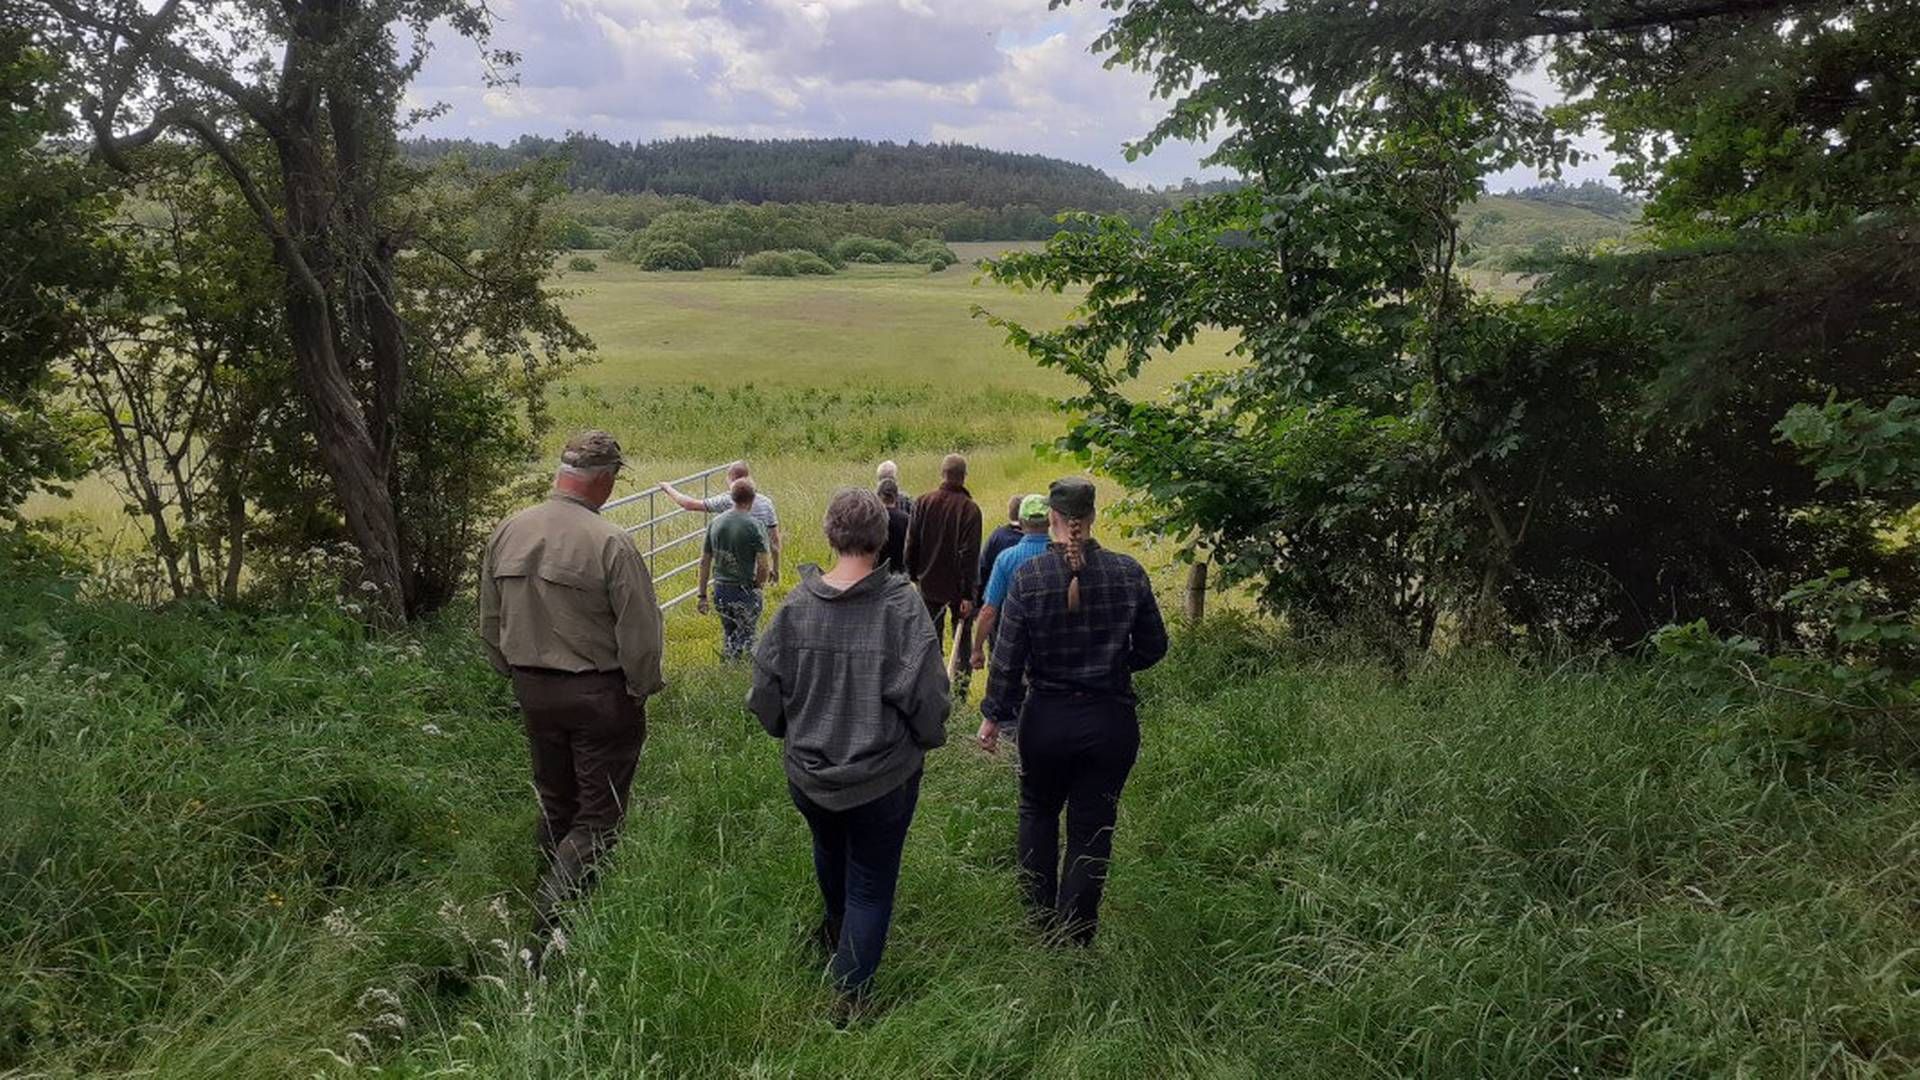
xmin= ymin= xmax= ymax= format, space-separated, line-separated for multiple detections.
xmin=13 ymin=229 xmax=1916 ymax=1078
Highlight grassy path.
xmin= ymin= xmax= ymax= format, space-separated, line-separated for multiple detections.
xmin=8 ymin=568 xmax=1917 ymax=1076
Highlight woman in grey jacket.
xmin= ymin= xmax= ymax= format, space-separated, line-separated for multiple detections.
xmin=748 ymin=488 xmax=950 ymax=1011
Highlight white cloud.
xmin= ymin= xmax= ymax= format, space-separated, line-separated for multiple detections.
xmin=412 ymin=0 xmax=1610 ymax=190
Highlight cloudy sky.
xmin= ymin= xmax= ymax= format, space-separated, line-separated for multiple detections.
xmin=411 ymin=0 xmax=1618 ymax=191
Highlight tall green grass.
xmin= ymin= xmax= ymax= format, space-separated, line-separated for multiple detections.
xmin=7 ymin=570 xmax=1917 ymax=1076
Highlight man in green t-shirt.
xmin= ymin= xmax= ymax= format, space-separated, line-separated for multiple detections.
xmin=698 ymin=477 xmax=772 ymax=660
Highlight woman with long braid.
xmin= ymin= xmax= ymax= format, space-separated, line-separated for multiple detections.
xmin=978 ymin=477 xmax=1169 ymax=944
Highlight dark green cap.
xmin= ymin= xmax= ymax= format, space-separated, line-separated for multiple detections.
xmin=1048 ymin=477 xmax=1096 ymax=519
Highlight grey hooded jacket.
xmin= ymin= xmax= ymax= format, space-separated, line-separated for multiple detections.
xmin=748 ymin=565 xmax=950 ymax=810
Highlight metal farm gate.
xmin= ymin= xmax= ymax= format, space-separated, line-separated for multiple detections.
xmin=601 ymin=462 xmax=732 ymax=611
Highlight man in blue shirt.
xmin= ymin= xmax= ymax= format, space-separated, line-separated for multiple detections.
xmin=969 ymin=493 xmax=1050 ymax=675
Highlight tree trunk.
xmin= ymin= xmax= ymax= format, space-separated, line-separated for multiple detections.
xmin=1184 ymin=561 xmax=1209 ymax=623
xmin=271 ymin=92 xmax=410 ymax=621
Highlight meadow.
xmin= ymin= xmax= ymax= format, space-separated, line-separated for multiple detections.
xmin=8 ymin=242 xmax=1919 ymax=1078
xmin=536 ymin=242 xmax=1237 ymax=637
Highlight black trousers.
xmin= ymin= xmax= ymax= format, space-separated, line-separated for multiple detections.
xmin=510 ymin=668 xmax=646 ymax=933
xmin=1016 ymin=695 xmax=1140 ymax=944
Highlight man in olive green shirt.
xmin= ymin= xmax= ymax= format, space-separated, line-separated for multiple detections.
xmin=479 ymin=431 xmax=664 ymax=961
xmin=697 ymin=477 xmax=772 ymax=661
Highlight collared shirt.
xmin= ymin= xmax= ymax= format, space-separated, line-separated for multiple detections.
xmin=703 ymin=491 xmax=779 ymax=534
xmin=978 ymin=522 xmax=1023 ymax=602
xmin=983 ymin=532 xmax=1049 ymax=609
xmin=479 ymin=493 xmax=665 ymax=699
xmin=981 ymin=539 xmax=1169 ymax=725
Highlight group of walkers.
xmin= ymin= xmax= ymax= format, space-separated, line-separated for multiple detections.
xmin=478 ymin=431 xmax=1168 ymax=1017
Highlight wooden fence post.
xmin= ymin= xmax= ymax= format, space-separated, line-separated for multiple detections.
xmin=1184 ymin=561 xmax=1209 ymax=623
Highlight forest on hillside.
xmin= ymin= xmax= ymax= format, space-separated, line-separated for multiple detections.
xmin=403 ymin=134 xmax=1146 ymax=210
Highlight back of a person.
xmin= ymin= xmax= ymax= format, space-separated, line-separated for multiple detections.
xmin=907 ymin=479 xmax=981 ymax=604
xmin=1009 ymin=544 xmax=1155 ymax=699
xmin=707 ymin=509 xmax=768 ymax=586
xmin=882 ymin=506 xmax=909 ymax=574
xmin=488 ymin=498 xmax=621 ymax=634
xmin=763 ymin=572 xmax=931 ymax=796
xmin=977 ymin=477 xmax=1165 ymax=947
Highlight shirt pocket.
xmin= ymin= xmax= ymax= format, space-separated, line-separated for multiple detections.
xmin=492 ymin=553 xmax=597 ymax=592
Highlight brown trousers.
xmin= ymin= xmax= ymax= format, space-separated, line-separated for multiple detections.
xmin=510 ymin=668 xmax=647 ymax=932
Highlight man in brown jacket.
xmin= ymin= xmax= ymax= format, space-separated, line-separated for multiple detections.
xmin=904 ymin=453 xmax=983 ymax=691
xmin=479 ymin=431 xmax=665 ymax=961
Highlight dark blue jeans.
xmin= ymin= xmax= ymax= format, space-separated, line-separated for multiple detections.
xmin=789 ymin=771 xmax=922 ymax=995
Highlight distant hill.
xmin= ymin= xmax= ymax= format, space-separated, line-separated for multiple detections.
xmin=402 ymin=134 xmax=1147 ymax=212
xmin=1461 ymin=189 xmax=1641 ymax=269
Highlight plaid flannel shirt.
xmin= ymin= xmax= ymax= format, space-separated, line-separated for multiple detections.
xmin=981 ymin=540 xmax=1169 ymax=726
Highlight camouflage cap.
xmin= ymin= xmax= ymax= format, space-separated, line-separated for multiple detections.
xmin=560 ymin=430 xmax=625 ymax=470
xmin=1048 ymin=476 xmax=1096 ymax=519
xmin=1019 ymin=493 xmax=1050 ymax=522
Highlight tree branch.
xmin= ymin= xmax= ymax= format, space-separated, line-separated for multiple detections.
xmin=44 ymin=0 xmax=279 ymax=124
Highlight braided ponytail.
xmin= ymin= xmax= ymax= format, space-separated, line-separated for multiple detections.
xmin=1065 ymin=517 xmax=1086 ymax=613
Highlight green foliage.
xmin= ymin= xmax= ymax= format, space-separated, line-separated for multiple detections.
xmin=783 ymin=250 xmax=835 ymax=276
xmin=1778 ymin=396 xmax=1920 ymax=495
xmin=0 ymin=30 xmax=110 ymax=519
xmin=982 ymin=0 xmax=1918 ymax=655
xmin=567 ymin=255 xmax=599 ymax=272
xmin=906 ymin=237 xmax=960 ymax=266
xmin=1655 ymin=390 xmax=1920 ymax=761
xmin=629 ymin=240 xmax=705 ymax=271
xmin=1458 ymin=193 xmax=1637 ymax=269
xmin=831 ymin=235 xmax=911 ymax=263
xmin=740 ymin=251 xmax=798 ymax=277
xmin=549 ymin=216 xmax=593 ymax=250
xmin=404 ymin=134 xmax=1146 ymax=212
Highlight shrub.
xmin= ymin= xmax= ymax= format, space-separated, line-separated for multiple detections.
xmin=927 ymin=256 xmax=953 ymax=273
xmin=783 ymin=250 xmax=835 ymax=275
xmin=584 ymin=225 xmax=628 ymax=250
xmin=831 ymin=235 xmax=909 ymax=263
xmin=908 ymin=238 xmax=959 ymax=265
xmin=740 ymin=251 xmax=798 ymax=277
xmin=635 ymin=241 xmax=704 ymax=272
xmin=567 ymin=256 xmax=598 ymax=273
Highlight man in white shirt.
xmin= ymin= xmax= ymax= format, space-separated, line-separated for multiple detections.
xmin=659 ymin=461 xmax=781 ymax=583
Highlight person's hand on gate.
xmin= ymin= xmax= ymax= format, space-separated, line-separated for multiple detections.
xmin=970 ymin=646 xmax=986 ymax=671
xmin=697 ymin=595 xmax=710 ymax=615
xmin=958 ymin=599 xmax=973 ymax=620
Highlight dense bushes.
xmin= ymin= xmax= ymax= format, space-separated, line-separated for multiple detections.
xmin=629 ymin=240 xmax=703 ymax=271
xmin=566 ymin=255 xmax=597 ymax=272
xmin=739 ymin=250 xmax=836 ymax=277
xmin=830 ymin=235 xmax=908 ymax=263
